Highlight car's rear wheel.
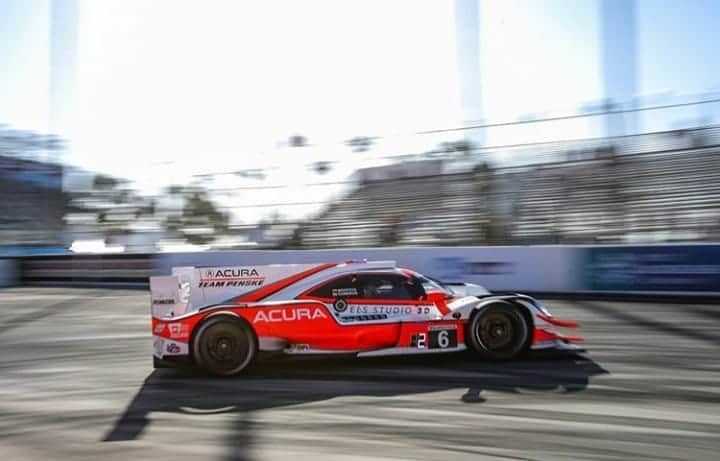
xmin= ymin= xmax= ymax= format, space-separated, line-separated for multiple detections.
xmin=193 ymin=316 xmax=257 ymax=376
xmin=467 ymin=302 xmax=530 ymax=360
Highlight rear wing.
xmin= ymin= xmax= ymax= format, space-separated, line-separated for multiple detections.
xmin=149 ymin=263 xmax=323 ymax=319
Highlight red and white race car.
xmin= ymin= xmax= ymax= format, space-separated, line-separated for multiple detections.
xmin=150 ymin=260 xmax=582 ymax=376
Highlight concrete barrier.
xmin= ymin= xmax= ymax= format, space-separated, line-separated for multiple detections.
xmin=156 ymin=246 xmax=584 ymax=293
xmin=156 ymin=245 xmax=720 ymax=297
xmin=0 ymin=259 xmax=20 ymax=287
xmin=14 ymin=244 xmax=720 ymax=298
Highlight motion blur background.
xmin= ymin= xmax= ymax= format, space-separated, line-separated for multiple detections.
xmin=1 ymin=0 xmax=719 ymax=254
xmin=2 ymin=4 xmax=720 ymax=460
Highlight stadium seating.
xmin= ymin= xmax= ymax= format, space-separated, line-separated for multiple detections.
xmin=295 ymin=127 xmax=720 ymax=247
xmin=0 ymin=175 xmax=66 ymax=246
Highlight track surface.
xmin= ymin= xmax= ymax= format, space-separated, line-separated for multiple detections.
xmin=0 ymin=288 xmax=718 ymax=460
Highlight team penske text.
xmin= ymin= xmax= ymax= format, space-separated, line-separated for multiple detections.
xmin=199 ymin=280 xmax=264 ymax=288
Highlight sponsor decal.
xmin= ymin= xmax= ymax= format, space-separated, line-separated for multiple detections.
xmin=333 ymin=298 xmax=348 ymax=312
xmin=429 ymin=328 xmax=457 ymax=349
xmin=166 ymin=343 xmax=181 ymax=354
xmin=285 ymin=344 xmax=310 ymax=353
xmin=434 ymin=256 xmax=514 ymax=280
xmin=154 ymin=323 xmax=165 ymax=334
xmin=338 ymin=314 xmax=388 ymax=322
xmin=428 ymin=324 xmax=457 ymax=331
xmin=199 ymin=280 xmax=264 ymax=288
xmin=332 ymin=288 xmax=357 ymax=297
xmin=203 ymin=268 xmax=261 ymax=278
xmin=411 ymin=328 xmax=458 ymax=349
xmin=586 ymin=246 xmax=720 ymax=292
xmin=154 ymin=338 xmax=164 ymax=356
xmin=411 ymin=333 xmax=427 ymax=348
xmin=334 ymin=304 xmax=436 ymax=323
xmin=253 ymin=307 xmax=328 ymax=323
xmin=152 ymin=298 xmax=175 ymax=305
xmin=168 ymin=322 xmax=190 ymax=339
xmin=199 ymin=267 xmax=266 ymax=288
xmin=345 ymin=305 xmax=414 ymax=316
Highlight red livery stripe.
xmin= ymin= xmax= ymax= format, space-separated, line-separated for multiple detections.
xmin=232 ymin=263 xmax=337 ymax=303
xmin=533 ymin=328 xmax=584 ymax=344
xmin=536 ymin=312 xmax=580 ymax=328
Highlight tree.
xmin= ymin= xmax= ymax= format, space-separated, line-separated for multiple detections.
xmin=163 ymin=186 xmax=229 ymax=245
xmin=70 ymin=174 xmax=138 ymax=240
xmin=92 ymin=174 xmax=119 ymax=190
xmin=437 ymin=140 xmax=474 ymax=154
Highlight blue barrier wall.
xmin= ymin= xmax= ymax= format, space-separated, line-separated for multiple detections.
xmin=585 ymin=245 xmax=720 ymax=294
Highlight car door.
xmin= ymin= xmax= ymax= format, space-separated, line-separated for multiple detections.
xmin=292 ymin=272 xmax=444 ymax=351
xmin=340 ymin=272 xmax=441 ymax=322
xmin=287 ymin=273 xmax=403 ymax=350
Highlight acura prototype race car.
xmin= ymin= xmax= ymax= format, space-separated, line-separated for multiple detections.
xmin=150 ymin=260 xmax=582 ymax=376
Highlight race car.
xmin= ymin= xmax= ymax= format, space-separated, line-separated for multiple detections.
xmin=150 ymin=259 xmax=582 ymax=376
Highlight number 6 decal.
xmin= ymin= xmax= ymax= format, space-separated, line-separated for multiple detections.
xmin=428 ymin=328 xmax=457 ymax=349
xmin=437 ymin=330 xmax=450 ymax=348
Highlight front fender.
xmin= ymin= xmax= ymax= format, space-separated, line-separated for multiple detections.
xmin=442 ymin=294 xmax=543 ymax=323
xmin=444 ymin=295 xmax=582 ymax=350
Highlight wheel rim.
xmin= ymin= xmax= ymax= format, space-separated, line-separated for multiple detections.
xmin=200 ymin=323 xmax=252 ymax=374
xmin=474 ymin=309 xmax=526 ymax=356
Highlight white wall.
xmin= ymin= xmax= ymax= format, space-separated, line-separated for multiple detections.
xmin=156 ymin=246 xmax=584 ymax=293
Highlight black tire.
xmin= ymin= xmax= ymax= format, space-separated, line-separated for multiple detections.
xmin=192 ymin=316 xmax=257 ymax=376
xmin=466 ymin=302 xmax=530 ymax=360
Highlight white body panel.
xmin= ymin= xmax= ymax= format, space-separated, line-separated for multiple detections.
xmin=150 ymin=263 xmax=335 ymax=318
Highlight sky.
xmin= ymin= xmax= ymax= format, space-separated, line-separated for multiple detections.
xmin=0 ymin=0 xmax=719 ymax=219
xmin=67 ymin=0 xmax=462 ymax=187
xmin=0 ymin=0 xmax=50 ymax=133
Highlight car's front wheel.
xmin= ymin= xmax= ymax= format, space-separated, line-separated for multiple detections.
xmin=193 ymin=316 xmax=257 ymax=376
xmin=466 ymin=302 xmax=530 ymax=360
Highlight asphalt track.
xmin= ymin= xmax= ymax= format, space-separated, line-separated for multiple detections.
xmin=0 ymin=288 xmax=718 ymax=461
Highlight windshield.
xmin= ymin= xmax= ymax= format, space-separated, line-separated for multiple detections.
xmin=413 ymin=273 xmax=453 ymax=297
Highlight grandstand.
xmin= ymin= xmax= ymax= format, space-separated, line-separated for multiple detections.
xmin=0 ymin=155 xmax=66 ymax=248
xmin=298 ymin=171 xmax=485 ymax=248
xmin=294 ymin=126 xmax=720 ymax=248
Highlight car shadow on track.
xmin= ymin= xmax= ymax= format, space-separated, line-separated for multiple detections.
xmin=103 ymin=351 xmax=607 ymax=450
